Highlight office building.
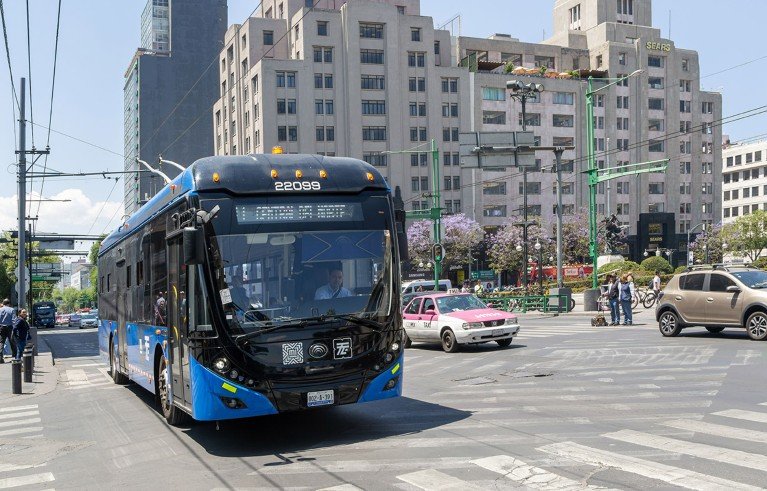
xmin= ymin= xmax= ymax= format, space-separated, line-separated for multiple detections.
xmin=215 ymin=0 xmax=721 ymax=265
xmin=722 ymin=139 xmax=767 ymax=223
xmin=124 ymin=0 xmax=228 ymax=214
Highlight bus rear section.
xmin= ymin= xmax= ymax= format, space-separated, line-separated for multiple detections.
xmin=98 ymin=154 xmax=406 ymax=424
xmin=32 ymin=302 xmax=56 ymax=329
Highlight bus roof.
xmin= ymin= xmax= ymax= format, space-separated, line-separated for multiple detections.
xmin=100 ymin=154 xmax=388 ymax=256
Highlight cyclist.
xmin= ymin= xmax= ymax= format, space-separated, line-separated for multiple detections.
xmin=652 ymin=270 xmax=661 ymax=296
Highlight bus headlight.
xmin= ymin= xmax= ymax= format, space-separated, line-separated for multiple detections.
xmin=391 ymin=341 xmax=400 ymax=352
xmin=213 ymin=357 xmax=230 ymax=373
xmin=229 ymin=369 xmax=239 ymax=379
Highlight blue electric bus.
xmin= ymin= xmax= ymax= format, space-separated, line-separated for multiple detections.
xmin=98 ymin=153 xmax=407 ymax=425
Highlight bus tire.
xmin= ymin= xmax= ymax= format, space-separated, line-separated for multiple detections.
xmin=110 ymin=339 xmax=128 ymax=385
xmin=156 ymin=355 xmax=190 ymax=426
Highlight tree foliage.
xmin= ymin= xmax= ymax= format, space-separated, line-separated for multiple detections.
xmin=720 ymin=211 xmax=767 ymax=262
xmin=488 ymin=220 xmax=553 ymax=273
xmin=406 ymin=214 xmax=483 ymax=269
xmin=640 ymin=256 xmax=673 ymax=274
xmin=689 ymin=223 xmax=725 ymax=264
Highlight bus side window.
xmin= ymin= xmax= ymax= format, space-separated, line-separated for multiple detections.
xmin=150 ymin=218 xmax=168 ymax=326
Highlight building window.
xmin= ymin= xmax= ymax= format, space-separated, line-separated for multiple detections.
xmin=616 ymin=203 xmax=629 ymax=215
xmin=434 ymin=41 xmax=440 ymax=55
xmin=263 ymin=30 xmax=274 ymax=45
xmin=569 ymin=4 xmax=581 ymax=30
xmin=363 ymin=153 xmax=387 ymax=167
xmin=648 ymin=98 xmax=664 ymax=110
xmin=519 ymin=113 xmax=541 ymax=127
xmin=552 ymin=114 xmax=574 ymax=128
xmin=534 ymin=56 xmax=555 ymax=70
xmin=361 ymin=75 xmax=385 ymax=90
xmin=702 ymin=102 xmax=714 ymax=114
xmin=361 ymin=49 xmax=385 ymax=64
xmin=397 ymin=5 xmax=405 ymax=14
xmin=618 ymin=52 xmax=626 ymax=65
xmin=359 ymin=23 xmax=383 ymax=39
xmin=649 ymin=183 xmax=664 ymax=194
xmin=407 ymin=52 xmax=426 ymax=67
xmin=362 ymin=126 xmax=387 ymax=141
xmin=596 ymin=54 xmax=603 ymax=67
xmin=648 ymin=140 xmax=664 ymax=152
xmin=483 ymin=205 xmax=507 ymax=217
xmin=648 ymin=77 xmax=664 ymax=89
xmin=553 ymin=92 xmax=574 ymax=105
xmin=409 ymin=77 xmax=426 ymax=92
xmin=362 ymin=100 xmax=386 ymax=115
xmin=481 ymin=87 xmax=505 ymax=101
xmin=482 ymin=111 xmax=505 ymax=125
xmin=680 ymin=100 xmax=691 ymax=113
xmin=411 ymin=28 xmax=421 ymax=42
xmin=317 ymin=21 xmax=328 ymax=36
xmin=441 ymin=78 xmax=458 ymax=93
xmin=648 ymin=56 xmax=663 ymax=68
xmin=681 ymin=58 xmax=689 ymax=71
xmin=483 ymin=182 xmax=506 ymax=195
xmin=648 ymin=119 xmax=664 ymax=132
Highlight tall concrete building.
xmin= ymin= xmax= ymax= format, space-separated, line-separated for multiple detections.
xmin=124 ymin=0 xmax=228 ymax=214
xmin=722 ymin=139 xmax=767 ymax=224
xmin=215 ymin=0 xmax=721 ymax=266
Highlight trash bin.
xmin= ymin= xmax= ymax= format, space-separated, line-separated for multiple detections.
xmin=583 ymin=288 xmax=601 ymax=312
xmin=548 ymin=287 xmax=573 ymax=313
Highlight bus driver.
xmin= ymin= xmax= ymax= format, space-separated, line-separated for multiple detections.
xmin=314 ymin=267 xmax=352 ymax=300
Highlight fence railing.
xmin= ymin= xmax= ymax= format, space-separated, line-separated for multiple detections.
xmin=479 ymin=294 xmax=573 ymax=314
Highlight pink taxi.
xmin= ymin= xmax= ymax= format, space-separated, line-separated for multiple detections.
xmin=402 ymin=292 xmax=520 ymax=352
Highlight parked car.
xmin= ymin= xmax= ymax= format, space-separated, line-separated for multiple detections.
xmin=55 ymin=314 xmax=69 ymax=326
xmin=68 ymin=313 xmax=82 ymax=328
xmin=402 ymin=292 xmax=520 ymax=352
xmin=656 ymin=264 xmax=767 ymax=340
xmin=79 ymin=313 xmax=98 ymax=329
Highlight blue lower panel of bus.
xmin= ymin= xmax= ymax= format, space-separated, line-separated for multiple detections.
xmin=188 ymin=353 xmax=403 ymax=420
xmin=189 ymin=357 xmax=279 ymax=420
xmin=358 ymin=353 xmax=403 ymax=403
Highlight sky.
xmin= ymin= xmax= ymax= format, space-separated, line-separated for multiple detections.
xmin=0 ymin=0 xmax=765 ymax=252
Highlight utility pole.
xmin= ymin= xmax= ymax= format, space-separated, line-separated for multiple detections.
xmin=553 ymin=148 xmax=564 ymax=288
xmin=15 ymin=78 xmax=49 ymax=310
xmin=17 ymin=78 xmax=26 ymax=310
xmin=605 ymin=137 xmax=611 ymax=253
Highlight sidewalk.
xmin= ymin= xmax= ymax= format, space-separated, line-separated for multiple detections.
xmin=0 ymin=337 xmax=59 ymax=402
xmin=517 ymin=292 xmax=658 ymax=320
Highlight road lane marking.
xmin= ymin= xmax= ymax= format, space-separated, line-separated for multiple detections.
xmin=0 ymin=426 xmax=43 ymax=437
xmin=472 ymin=454 xmax=615 ymax=490
xmin=0 ymin=472 xmax=55 ymax=489
xmin=0 ymin=405 xmax=37 ymax=413
xmin=316 ymin=485 xmax=363 ymax=491
xmin=397 ymin=469 xmax=483 ymax=490
xmin=0 ymin=463 xmax=45 ymax=473
xmin=713 ymin=409 xmax=767 ymax=424
xmin=97 ymin=367 xmax=113 ymax=382
xmin=604 ymin=429 xmax=767 ymax=470
xmin=539 ymin=441 xmax=761 ymax=490
xmin=0 ymin=418 xmax=41 ymax=428
xmin=662 ymin=419 xmax=767 ymax=443
xmin=70 ymin=363 xmax=102 ymax=367
xmin=0 ymin=411 xmax=38 ymax=421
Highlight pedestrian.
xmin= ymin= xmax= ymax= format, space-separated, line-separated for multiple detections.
xmin=652 ymin=270 xmax=661 ymax=295
xmin=12 ymin=309 xmax=30 ymax=361
xmin=607 ymin=275 xmax=620 ymax=325
xmin=619 ymin=273 xmax=635 ymax=325
xmin=0 ymin=298 xmax=16 ymax=362
xmin=473 ymin=280 xmax=484 ymax=296
xmin=155 ymin=292 xmax=167 ymax=325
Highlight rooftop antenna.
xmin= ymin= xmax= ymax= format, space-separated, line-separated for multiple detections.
xmin=668 ymin=9 xmax=672 ymax=38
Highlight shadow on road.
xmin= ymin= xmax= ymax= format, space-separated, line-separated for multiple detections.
xmin=38 ymin=328 xmax=99 ymax=359
xmin=177 ymin=396 xmax=471 ymax=458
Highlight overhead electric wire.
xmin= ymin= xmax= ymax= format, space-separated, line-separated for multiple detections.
xmin=34 ymin=0 xmax=62 ymax=219
xmin=0 ymin=0 xmax=18 ymax=111
xmin=86 ymin=177 xmax=120 ymax=236
xmin=24 ymin=0 xmax=34 ymax=146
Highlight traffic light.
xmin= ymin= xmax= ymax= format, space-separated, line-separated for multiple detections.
xmin=432 ymin=243 xmax=445 ymax=263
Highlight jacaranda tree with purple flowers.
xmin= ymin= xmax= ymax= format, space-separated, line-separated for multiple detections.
xmin=406 ymin=214 xmax=483 ymax=269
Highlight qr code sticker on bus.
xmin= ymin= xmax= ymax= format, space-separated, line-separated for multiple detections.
xmin=282 ymin=342 xmax=304 ymax=365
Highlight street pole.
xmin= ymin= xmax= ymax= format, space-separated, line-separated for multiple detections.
xmin=17 ymin=78 xmax=26 ymax=310
xmin=687 ymin=222 xmax=705 ymax=266
xmin=586 ymin=77 xmax=598 ymax=289
xmin=520 ymin=96 xmax=530 ymax=292
xmin=554 ymin=148 xmax=564 ymax=288
xmin=605 ymin=137 xmax=611 ymax=253
xmin=430 ymin=138 xmax=442 ymax=291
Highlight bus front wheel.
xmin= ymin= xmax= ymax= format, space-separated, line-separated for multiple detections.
xmin=156 ymin=356 xmax=190 ymax=426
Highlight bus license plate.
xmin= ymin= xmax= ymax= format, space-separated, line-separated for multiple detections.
xmin=307 ymin=390 xmax=334 ymax=407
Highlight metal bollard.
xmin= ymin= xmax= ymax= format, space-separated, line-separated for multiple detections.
xmin=11 ymin=360 xmax=22 ymax=394
xmin=22 ymin=351 xmax=33 ymax=383
xmin=24 ymin=344 xmax=34 ymax=371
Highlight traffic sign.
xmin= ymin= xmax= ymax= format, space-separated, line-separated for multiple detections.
xmin=15 ymin=281 xmax=29 ymax=295
xmin=459 ymin=131 xmax=536 ymax=169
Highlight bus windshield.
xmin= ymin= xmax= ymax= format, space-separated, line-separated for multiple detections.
xmin=204 ymin=196 xmax=395 ymax=335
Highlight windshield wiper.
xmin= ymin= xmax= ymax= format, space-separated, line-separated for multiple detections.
xmin=234 ymin=313 xmax=386 ymax=346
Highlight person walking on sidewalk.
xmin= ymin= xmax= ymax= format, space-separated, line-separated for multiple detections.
xmin=619 ymin=273 xmax=635 ymax=325
xmin=12 ymin=309 xmax=30 ymax=361
xmin=0 ymin=298 xmax=16 ymax=362
xmin=606 ymin=275 xmax=621 ymax=326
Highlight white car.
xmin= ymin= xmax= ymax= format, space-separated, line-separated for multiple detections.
xmin=402 ymin=293 xmax=520 ymax=352
xmin=79 ymin=314 xmax=98 ymax=328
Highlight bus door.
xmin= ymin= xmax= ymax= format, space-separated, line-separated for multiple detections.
xmin=117 ymin=260 xmax=128 ymax=371
xmin=167 ymin=236 xmax=191 ymax=407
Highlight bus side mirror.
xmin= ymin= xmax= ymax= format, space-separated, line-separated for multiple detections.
xmin=183 ymin=228 xmax=204 ymax=265
xmin=394 ymin=209 xmax=408 ymax=261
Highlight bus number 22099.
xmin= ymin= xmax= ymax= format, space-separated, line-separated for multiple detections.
xmin=275 ymin=181 xmax=321 ymax=191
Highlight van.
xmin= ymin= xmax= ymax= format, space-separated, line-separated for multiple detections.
xmin=401 ymin=279 xmax=452 ymax=295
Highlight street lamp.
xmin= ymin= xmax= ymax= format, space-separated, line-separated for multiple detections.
xmin=585 ymin=69 xmax=644 ymax=289
xmin=534 ymin=240 xmax=543 ymax=291
xmin=515 ymin=244 xmax=523 ymax=286
xmin=687 ymin=222 xmax=706 ymax=266
xmin=702 ymin=244 xmax=708 ymax=265
xmin=508 ymin=80 xmax=544 ymax=293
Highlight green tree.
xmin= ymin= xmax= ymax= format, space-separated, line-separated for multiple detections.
xmin=721 ymin=211 xmax=767 ymax=262
xmin=640 ymin=256 xmax=673 ymax=274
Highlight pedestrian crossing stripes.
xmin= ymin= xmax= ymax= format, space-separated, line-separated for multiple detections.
xmin=471 ymin=454 xmax=611 ymax=490
xmin=0 ymin=405 xmax=56 ymax=489
xmin=712 ymin=408 xmax=767 ymax=423
xmin=63 ymin=365 xmax=114 ymax=390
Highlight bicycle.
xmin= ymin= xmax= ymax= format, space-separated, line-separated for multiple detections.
xmin=632 ymin=288 xmax=658 ymax=309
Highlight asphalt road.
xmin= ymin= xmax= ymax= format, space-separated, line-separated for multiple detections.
xmin=5 ymin=309 xmax=767 ymax=490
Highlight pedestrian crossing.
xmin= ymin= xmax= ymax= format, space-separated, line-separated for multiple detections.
xmin=0 ymin=404 xmax=56 ymax=489
xmin=255 ymin=402 xmax=767 ymax=489
xmin=61 ymin=360 xmax=114 ymax=391
xmin=517 ymin=323 xmax=643 ymax=339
